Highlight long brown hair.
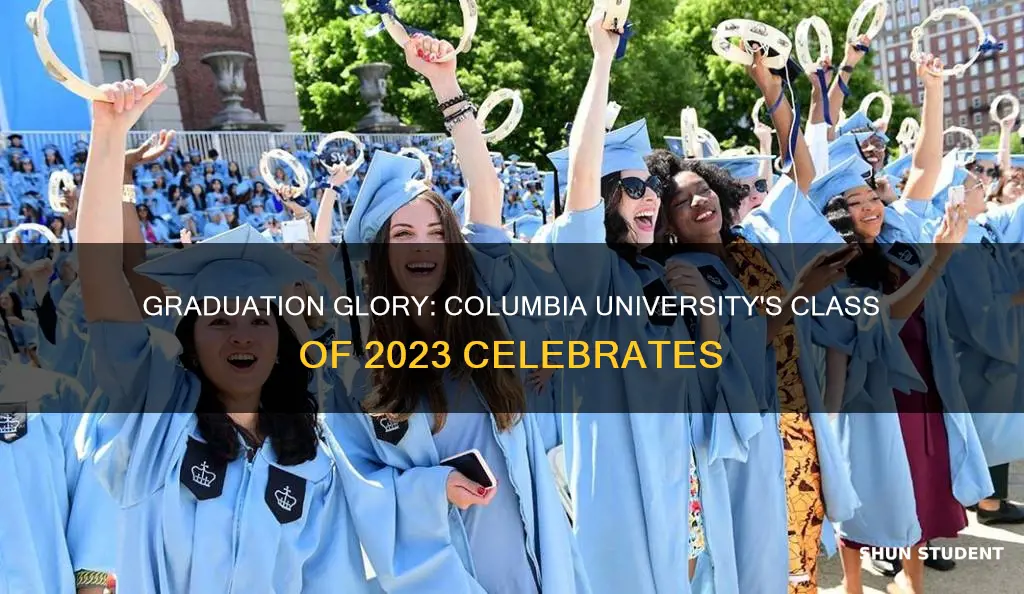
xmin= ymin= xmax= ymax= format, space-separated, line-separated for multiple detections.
xmin=362 ymin=191 xmax=524 ymax=432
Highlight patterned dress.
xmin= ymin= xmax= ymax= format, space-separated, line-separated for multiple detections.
xmin=727 ymin=238 xmax=826 ymax=594
xmin=688 ymin=449 xmax=706 ymax=559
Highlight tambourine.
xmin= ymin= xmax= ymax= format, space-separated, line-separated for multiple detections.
xmin=712 ymin=19 xmax=792 ymax=70
xmin=599 ymin=0 xmax=630 ymax=31
xmin=847 ymin=0 xmax=887 ymax=43
xmin=398 ymin=147 xmax=433 ymax=183
xmin=721 ymin=146 xmax=760 ymax=157
xmin=910 ymin=6 xmax=985 ymax=78
xmin=680 ymin=107 xmax=702 ymax=158
xmin=48 ymin=170 xmax=74 ymax=214
xmin=4 ymin=223 xmax=60 ymax=271
xmin=260 ymin=149 xmax=310 ymax=196
xmin=317 ymin=131 xmax=365 ymax=176
xmin=795 ymin=17 xmax=833 ymax=73
xmin=378 ymin=0 xmax=477 ymax=63
xmin=896 ymin=117 xmax=920 ymax=150
xmin=478 ymin=89 xmax=524 ymax=144
xmin=751 ymin=97 xmax=769 ymax=126
xmin=990 ymin=94 xmax=1020 ymax=123
xmin=859 ymin=91 xmax=892 ymax=126
xmin=698 ymin=129 xmax=721 ymax=157
xmin=944 ymin=126 xmax=980 ymax=150
xmin=25 ymin=0 xmax=177 ymax=101
xmin=606 ymin=101 xmax=622 ymax=131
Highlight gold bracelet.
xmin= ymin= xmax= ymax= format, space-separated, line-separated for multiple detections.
xmin=75 ymin=569 xmax=110 ymax=588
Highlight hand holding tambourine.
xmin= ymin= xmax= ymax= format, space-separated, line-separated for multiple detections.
xmin=587 ymin=4 xmax=622 ymax=59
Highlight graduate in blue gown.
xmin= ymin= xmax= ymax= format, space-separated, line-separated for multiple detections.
xmin=328 ymin=36 xmax=587 ymax=594
xmin=536 ymin=12 xmax=758 ymax=594
xmin=0 ymin=362 xmax=120 ymax=594
xmin=807 ymin=57 xmax=992 ymax=592
xmin=75 ymin=80 xmax=374 ymax=594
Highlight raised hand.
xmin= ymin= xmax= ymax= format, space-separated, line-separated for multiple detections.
xmin=126 ymin=129 xmax=176 ymax=170
xmin=666 ymin=261 xmax=714 ymax=300
xmin=586 ymin=5 xmax=621 ymax=62
xmin=916 ymin=53 xmax=944 ymax=88
xmin=746 ymin=47 xmax=783 ymax=98
xmin=843 ymin=34 xmax=871 ymax=69
xmin=793 ymin=244 xmax=859 ymax=298
xmin=404 ymin=34 xmax=457 ymax=86
xmin=934 ymin=199 xmax=969 ymax=249
xmin=446 ymin=470 xmax=497 ymax=510
xmin=92 ymin=79 xmax=167 ymax=135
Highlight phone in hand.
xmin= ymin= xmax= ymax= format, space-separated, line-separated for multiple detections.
xmin=441 ymin=449 xmax=496 ymax=489
xmin=949 ymin=185 xmax=965 ymax=209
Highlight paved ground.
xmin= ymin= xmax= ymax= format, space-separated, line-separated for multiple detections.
xmin=820 ymin=461 xmax=1024 ymax=593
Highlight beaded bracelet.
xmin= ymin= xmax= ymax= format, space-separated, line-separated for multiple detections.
xmin=444 ymin=105 xmax=477 ymax=132
xmin=438 ymin=93 xmax=470 ymax=112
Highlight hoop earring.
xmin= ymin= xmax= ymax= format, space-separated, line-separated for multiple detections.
xmin=666 ymin=232 xmax=678 ymax=245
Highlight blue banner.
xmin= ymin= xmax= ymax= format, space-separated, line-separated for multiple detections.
xmin=1 ymin=0 xmax=91 ymax=130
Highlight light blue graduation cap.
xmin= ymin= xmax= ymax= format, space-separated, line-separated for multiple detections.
xmin=451 ymin=193 xmax=467 ymax=226
xmin=43 ymin=144 xmax=58 ymax=156
xmin=701 ymin=155 xmax=773 ymax=180
xmin=134 ymin=225 xmax=315 ymax=303
xmin=235 ymin=181 xmax=252 ymax=195
xmin=881 ymin=153 xmax=913 ymax=195
xmin=827 ymin=133 xmax=879 ymax=167
xmin=547 ymin=119 xmax=652 ymax=185
xmin=837 ymin=111 xmax=891 ymax=143
xmin=965 ymin=149 xmax=999 ymax=165
xmin=504 ymin=213 xmax=544 ymax=241
xmin=342 ymin=151 xmax=430 ymax=261
xmin=808 ymin=155 xmax=874 ymax=211
xmin=1011 ymin=155 xmax=1024 ymax=169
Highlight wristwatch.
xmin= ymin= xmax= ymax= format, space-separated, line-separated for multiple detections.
xmin=122 ymin=185 xmax=137 ymax=204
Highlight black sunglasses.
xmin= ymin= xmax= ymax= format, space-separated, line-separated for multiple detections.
xmin=739 ymin=179 xmax=769 ymax=195
xmin=618 ymin=175 xmax=664 ymax=199
xmin=970 ymin=164 xmax=1001 ymax=178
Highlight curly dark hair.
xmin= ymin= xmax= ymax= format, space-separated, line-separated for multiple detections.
xmin=175 ymin=312 xmax=321 ymax=466
xmin=599 ymin=172 xmax=634 ymax=247
xmin=643 ymin=149 xmax=745 ymax=247
xmin=822 ymin=195 xmax=893 ymax=291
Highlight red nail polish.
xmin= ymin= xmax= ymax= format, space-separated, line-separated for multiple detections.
xmin=477 ymin=487 xmax=486 ymax=496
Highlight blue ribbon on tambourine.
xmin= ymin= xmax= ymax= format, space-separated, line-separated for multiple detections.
xmin=979 ymin=34 xmax=1004 ymax=55
xmin=349 ymin=0 xmax=433 ymax=39
xmin=616 ymin=21 xmax=634 ymax=60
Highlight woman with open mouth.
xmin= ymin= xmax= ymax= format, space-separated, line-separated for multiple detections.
xmin=76 ymin=79 xmax=373 ymax=594
xmin=646 ymin=50 xmax=861 ymax=594
xmin=327 ymin=34 xmax=587 ymax=594
xmin=533 ymin=8 xmax=759 ymax=594
xmin=810 ymin=56 xmax=992 ymax=594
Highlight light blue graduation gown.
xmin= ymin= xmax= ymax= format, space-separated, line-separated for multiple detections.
xmin=833 ymin=215 xmax=993 ymax=547
xmin=0 ymin=364 xmax=101 ymax=594
xmin=543 ymin=203 xmax=751 ymax=594
xmin=672 ymin=244 xmax=859 ymax=594
xmin=897 ymin=198 xmax=1024 ymax=467
xmin=84 ymin=321 xmax=374 ymax=594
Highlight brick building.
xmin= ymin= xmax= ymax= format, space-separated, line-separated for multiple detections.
xmin=871 ymin=0 xmax=1024 ymax=146
xmin=76 ymin=0 xmax=302 ymax=131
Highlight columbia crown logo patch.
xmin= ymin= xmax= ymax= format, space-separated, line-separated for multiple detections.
xmin=372 ymin=415 xmax=409 ymax=445
xmin=698 ymin=265 xmax=728 ymax=291
xmin=888 ymin=242 xmax=921 ymax=268
xmin=180 ymin=437 xmax=227 ymax=500
xmin=265 ymin=466 xmax=306 ymax=524
xmin=0 ymin=403 xmax=27 ymax=444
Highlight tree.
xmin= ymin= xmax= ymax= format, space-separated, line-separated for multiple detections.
xmin=285 ymin=0 xmax=918 ymax=161
xmin=979 ymin=132 xmax=1024 ymax=153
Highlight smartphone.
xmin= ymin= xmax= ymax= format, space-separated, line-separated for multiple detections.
xmin=949 ymin=185 xmax=965 ymax=208
xmin=281 ymin=219 xmax=310 ymax=243
xmin=440 ymin=449 xmax=496 ymax=489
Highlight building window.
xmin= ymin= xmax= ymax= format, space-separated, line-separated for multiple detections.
xmin=918 ymin=91 xmax=925 ymax=103
xmin=967 ymin=30 xmax=977 ymax=43
xmin=959 ymin=115 xmax=968 ymax=125
xmin=1000 ymin=56 xmax=1010 ymax=70
xmin=888 ymin=66 xmax=897 ymax=78
xmin=1017 ymin=53 xmax=1024 ymax=67
xmin=973 ymin=97 xmax=982 ymax=108
xmin=998 ymin=22 xmax=1007 ymax=36
xmin=1015 ymin=18 xmax=1023 ymax=32
xmin=985 ymin=60 xmax=994 ymax=74
xmin=99 ymin=52 xmax=134 ymax=84
xmin=952 ymin=33 xmax=962 ymax=46
xmin=886 ymin=19 xmax=893 ymax=31
xmin=887 ymin=49 xmax=896 ymax=61
xmin=1002 ymin=73 xmax=1011 ymax=87
xmin=897 ymin=0 xmax=904 ymax=10
xmin=890 ymin=80 xmax=899 ymax=93
xmin=987 ymin=76 xmax=995 ymax=89
xmin=938 ymin=37 xmax=947 ymax=50
xmin=974 ymin=113 xmax=983 ymax=124
xmin=911 ymin=0 xmax=919 ymax=7
xmin=900 ymin=46 xmax=908 ymax=59
xmin=944 ymin=85 xmax=951 ymax=98
xmin=902 ymin=62 xmax=911 ymax=75
xmin=898 ymin=15 xmax=906 ymax=28
xmin=957 ymin=82 xmax=965 ymax=95
xmin=911 ymin=10 xmax=919 ymax=21
xmin=958 ymin=98 xmax=967 ymax=111
xmin=955 ymin=50 xmax=964 ymax=64
xmin=917 ymin=78 xmax=924 ymax=88
xmin=945 ymin=117 xmax=953 ymax=128
xmin=971 ymin=79 xmax=981 ymax=93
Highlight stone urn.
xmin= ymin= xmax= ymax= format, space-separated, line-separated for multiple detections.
xmin=353 ymin=62 xmax=417 ymax=133
xmin=201 ymin=50 xmax=282 ymax=131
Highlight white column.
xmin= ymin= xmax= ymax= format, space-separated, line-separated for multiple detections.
xmin=247 ymin=0 xmax=302 ymax=131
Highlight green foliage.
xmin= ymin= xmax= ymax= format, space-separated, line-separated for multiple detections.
xmin=285 ymin=0 xmax=920 ymax=162
xmin=979 ymin=132 xmax=1024 ymax=153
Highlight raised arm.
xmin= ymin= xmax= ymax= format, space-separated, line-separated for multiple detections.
xmin=122 ymin=130 xmax=176 ymax=314
xmin=902 ymin=56 xmax=945 ymax=201
xmin=404 ymin=36 xmax=502 ymax=227
xmin=747 ymin=51 xmax=815 ymax=193
xmin=564 ymin=9 xmax=621 ymax=214
xmin=997 ymin=112 xmax=1014 ymax=176
xmin=314 ymin=167 xmax=350 ymax=243
xmin=827 ymin=36 xmax=870 ymax=136
xmin=79 ymin=80 xmax=165 ymax=323
xmin=886 ymin=201 xmax=967 ymax=319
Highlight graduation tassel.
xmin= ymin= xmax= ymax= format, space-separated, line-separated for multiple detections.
xmin=338 ymin=241 xmax=364 ymax=358
xmin=553 ymin=168 xmax=563 ymax=218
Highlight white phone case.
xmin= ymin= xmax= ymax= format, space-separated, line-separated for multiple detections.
xmin=440 ymin=448 xmax=497 ymax=488
xmin=949 ymin=185 xmax=965 ymax=208
xmin=281 ymin=219 xmax=310 ymax=243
